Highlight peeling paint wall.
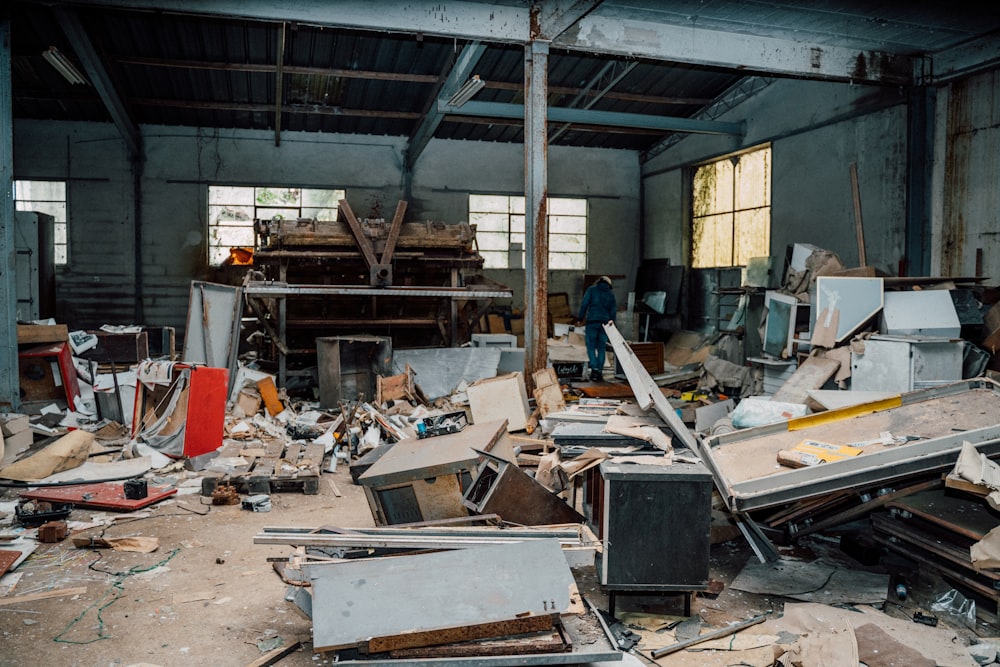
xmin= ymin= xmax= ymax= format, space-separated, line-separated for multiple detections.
xmin=938 ymin=70 xmax=1000 ymax=279
xmin=642 ymin=79 xmax=909 ymax=275
xmin=13 ymin=121 xmax=640 ymax=329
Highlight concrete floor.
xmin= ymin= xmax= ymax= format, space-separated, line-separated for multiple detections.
xmin=0 ymin=449 xmax=988 ymax=667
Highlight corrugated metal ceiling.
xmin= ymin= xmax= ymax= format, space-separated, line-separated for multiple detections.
xmin=9 ymin=1 xmax=1000 ymax=153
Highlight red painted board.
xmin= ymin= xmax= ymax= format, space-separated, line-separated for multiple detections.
xmin=20 ymin=482 xmax=176 ymax=511
xmin=0 ymin=550 xmax=19 ymax=577
xmin=183 ymin=366 xmax=228 ymax=458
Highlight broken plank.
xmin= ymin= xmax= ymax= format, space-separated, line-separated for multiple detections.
xmin=243 ymin=639 xmax=303 ymax=667
xmin=791 ymin=478 xmax=941 ymax=538
xmin=388 ymin=628 xmax=569 ymax=659
xmin=771 ymin=355 xmax=841 ymax=405
xmin=944 ymin=472 xmax=989 ymax=498
xmin=366 ymin=615 xmax=554 ymax=653
xmin=0 ymin=586 xmax=88 ymax=606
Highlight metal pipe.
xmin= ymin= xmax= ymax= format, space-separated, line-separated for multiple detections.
xmin=650 ymin=612 xmax=771 ymax=658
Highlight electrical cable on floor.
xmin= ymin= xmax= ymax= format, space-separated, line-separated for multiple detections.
xmin=0 ymin=473 xmax=145 ymax=488
xmin=50 ymin=506 xmax=209 ymax=644
xmin=53 ymin=547 xmax=180 ymax=645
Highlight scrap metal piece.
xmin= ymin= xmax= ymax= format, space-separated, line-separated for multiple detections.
xmin=303 ymin=538 xmax=574 ymax=652
xmin=650 ymin=612 xmax=771 ymax=658
xmin=367 ymin=614 xmax=555 ymax=654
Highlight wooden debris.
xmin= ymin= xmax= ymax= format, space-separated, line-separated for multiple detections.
xmin=0 ymin=586 xmax=88 ymax=606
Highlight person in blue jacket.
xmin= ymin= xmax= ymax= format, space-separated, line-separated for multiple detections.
xmin=576 ymin=275 xmax=617 ymax=382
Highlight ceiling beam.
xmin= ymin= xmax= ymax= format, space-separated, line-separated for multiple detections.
xmin=113 ymin=55 xmax=714 ymax=106
xmin=549 ymin=60 xmax=637 ymax=143
xmin=534 ymin=0 xmax=603 ymax=40
xmin=485 ymin=80 xmax=713 ymax=106
xmin=114 ymin=56 xmax=441 ymax=83
xmin=437 ymin=100 xmax=744 ymax=136
xmin=443 ymin=114 xmax=665 ymax=136
xmin=52 ymin=5 xmax=141 ymax=158
xmin=64 ymin=0 xmax=916 ymax=84
xmin=931 ymin=33 xmax=1000 ymax=83
xmin=407 ymin=41 xmax=486 ymax=171
xmin=555 ymin=11 xmax=917 ymax=86
xmin=68 ymin=0 xmax=529 ymax=41
xmin=130 ymin=97 xmax=421 ymax=119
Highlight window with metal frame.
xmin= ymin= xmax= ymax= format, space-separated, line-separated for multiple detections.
xmin=207 ymin=185 xmax=344 ymax=266
xmin=14 ymin=180 xmax=68 ymax=265
xmin=469 ymin=194 xmax=587 ymax=270
xmin=691 ymin=145 xmax=771 ymax=268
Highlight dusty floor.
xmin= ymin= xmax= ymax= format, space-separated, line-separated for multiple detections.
xmin=0 ymin=466 xmax=371 ymax=667
xmin=0 ymin=462 xmax=991 ymax=667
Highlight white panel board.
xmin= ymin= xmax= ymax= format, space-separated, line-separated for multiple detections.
xmin=881 ymin=290 xmax=961 ymax=338
xmin=304 ymin=538 xmax=574 ymax=651
xmin=813 ymin=277 xmax=884 ymax=343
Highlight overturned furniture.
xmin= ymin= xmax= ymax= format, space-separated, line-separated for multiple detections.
xmin=700 ymin=378 xmax=1000 ymax=557
xmin=357 ymin=419 xmax=514 ymax=526
xmin=245 ymin=199 xmax=512 ymax=384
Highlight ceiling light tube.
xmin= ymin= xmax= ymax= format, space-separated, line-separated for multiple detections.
xmin=42 ymin=46 xmax=89 ymax=85
xmin=446 ymin=75 xmax=485 ymax=108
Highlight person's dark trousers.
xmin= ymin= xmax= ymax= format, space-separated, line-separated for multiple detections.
xmin=585 ymin=322 xmax=608 ymax=380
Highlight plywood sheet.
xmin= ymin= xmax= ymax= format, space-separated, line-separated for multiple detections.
xmin=358 ymin=420 xmax=507 ymax=487
xmin=770 ymin=356 xmax=840 ymax=405
xmin=21 ymin=482 xmax=176 ymax=510
xmin=304 ymin=538 xmax=574 ymax=652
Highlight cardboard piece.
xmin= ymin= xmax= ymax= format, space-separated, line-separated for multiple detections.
xmin=532 ymin=368 xmax=566 ymax=416
xmin=0 ymin=430 xmax=95 ymax=481
xmin=467 ymin=372 xmax=531 ymax=431
xmin=777 ymin=440 xmax=864 ymax=468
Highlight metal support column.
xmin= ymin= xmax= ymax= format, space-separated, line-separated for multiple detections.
xmin=524 ymin=39 xmax=549 ymax=388
xmin=906 ymin=85 xmax=935 ymax=276
xmin=0 ymin=19 xmax=18 ymax=411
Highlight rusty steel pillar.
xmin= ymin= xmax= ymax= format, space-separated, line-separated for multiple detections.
xmin=523 ymin=38 xmax=549 ymax=390
xmin=0 ymin=19 xmax=17 ymax=411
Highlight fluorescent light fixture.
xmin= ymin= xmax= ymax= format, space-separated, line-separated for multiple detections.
xmin=42 ymin=46 xmax=89 ymax=85
xmin=446 ymin=75 xmax=485 ymax=108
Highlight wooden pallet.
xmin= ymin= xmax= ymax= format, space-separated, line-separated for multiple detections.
xmin=201 ymin=439 xmax=325 ymax=495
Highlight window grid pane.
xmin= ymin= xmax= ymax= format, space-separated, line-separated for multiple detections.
xmin=469 ymin=194 xmax=587 ymax=270
xmin=691 ymin=147 xmax=770 ymax=268
xmin=208 ymin=185 xmax=344 ymax=266
xmin=14 ymin=180 xmax=68 ymax=266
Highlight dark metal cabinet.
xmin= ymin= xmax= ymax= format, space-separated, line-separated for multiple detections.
xmin=586 ymin=460 xmax=713 ymax=594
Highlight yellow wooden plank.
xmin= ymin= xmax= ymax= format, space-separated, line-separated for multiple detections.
xmin=787 ymin=396 xmax=902 ymax=431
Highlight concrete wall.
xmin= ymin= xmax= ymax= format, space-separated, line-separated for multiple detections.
xmin=642 ymin=79 xmax=909 ymax=275
xmin=413 ymin=139 xmax=640 ymax=312
xmin=13 ymin=121 xmax=640 ymax=330
xmin=935 ymin=69 xmax=1000 ymax=280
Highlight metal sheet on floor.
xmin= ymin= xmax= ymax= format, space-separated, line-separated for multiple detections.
xmin=304 ymin=538 xmax=578 ymax=653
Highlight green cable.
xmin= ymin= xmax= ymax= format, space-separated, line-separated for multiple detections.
xmin=53 ymin=548 xmax=181 ymax=645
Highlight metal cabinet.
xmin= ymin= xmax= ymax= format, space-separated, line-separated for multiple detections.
xmin=851 ymin=335 xmax=963 ymax=393
xmin=584 ymin=460 xmax=713 ymax=613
